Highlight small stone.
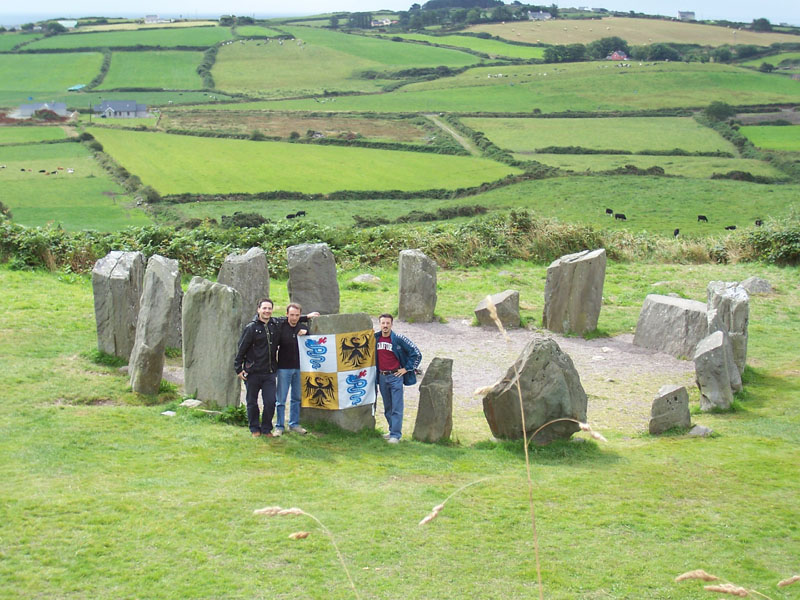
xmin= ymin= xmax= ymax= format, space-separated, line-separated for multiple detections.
xmin=739 ymin=276 xmax=771 ymax=295
xmin=352 ymin=274 xmax=381 ymax=284
xmin=688 ymin=425 xmax=712 ymax=437
xmin=180 ymin=399 xmax=203 ymax=408
xmin=161 ymin=410 xmax=176 ymax=417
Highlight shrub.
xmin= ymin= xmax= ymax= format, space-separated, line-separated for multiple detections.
xmin=220 ymin=211 xmax=268 ymax=228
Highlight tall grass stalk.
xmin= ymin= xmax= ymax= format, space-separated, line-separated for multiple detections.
xmin=675 ymin=568 xmax=800 ymax=599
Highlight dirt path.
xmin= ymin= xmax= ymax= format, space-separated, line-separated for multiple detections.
xmin=424 ymin=114 xmax=481 ymax=156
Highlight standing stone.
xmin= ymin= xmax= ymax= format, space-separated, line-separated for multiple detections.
xmin=182 ymin=277 xmax=242 ymax=407
xmin=413 ymin=358 xmax=453 ymax=443
xmin=693 ymin=330 xmax=741 ymax=412
xmin=482 ymin=338 xmax=588 ymax=445
xmin=129 ymin=255 xmax=180 ymax=395
xmin=542 ymin=248 xmax=606 ymax=336
xmin=707 ymin=281 xmax=749 ymax=376
xmin=633 ymin=295 xmax=708 ymax=359
xmin=302 ymin=313 xmax=375 ymax=432
xmin=740 ymin=276 xmax=771 ymax=295
xmin=91 ymin=250 xmax=145 ymax=360
xmin=398 ymin=249 xmax=437 ymax=323
xmin=287 ymin=243 xmax=339 ymax=315
xmin=218 ymin=247 xmax=270 ymax=330
xmin=648 ymin=384 xmax=691 ymax=434
xmin=475 ymin=290 xmax=520 ymax=328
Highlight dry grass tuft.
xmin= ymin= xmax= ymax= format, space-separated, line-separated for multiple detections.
xmin=703 ymin=583 xmax=749 ymax=597
xmin=419 ymin=482 xmax=488 ymax=526
xmin=253 ymin=506 xmax=282 ymax=516
xmin=778 ymin=575 xmax=800 ymax=588
xmin=675 ymin=569 xmax=720 ymax=582
xmin=289 ymin=531 xmax=310 ymax=540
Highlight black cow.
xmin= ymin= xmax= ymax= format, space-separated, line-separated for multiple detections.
xmin=673 ymin=228 xmax=679 ymax=237
xmin=605 ymin=208 xmax=613 ymax=215
xmin=614 ymin=213 xmax=626 ymax=221
xmin=755 ymin=219 xmax=763 ymax=227
xmin=697 ymin=215 xmax=708 ymax=223
xmin=286 ymin=213 xmax=296 ymax=219
xmin=295 ymin=210 xmax=306 ymax=217
xmin=38 ymin=169 xmax=46 ymax=173
xmin=725 ymin=225 xmax=736 ymax=230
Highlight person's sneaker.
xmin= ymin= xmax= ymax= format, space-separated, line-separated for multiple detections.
xmin=273 ymin=428 xmax=283 ymax=437
xmin=382 ymin=433 xmax=391 ymax=440
xmin=386 ymin=437 xmax=400 ymax=444
xmin=251 ymin=431 xmax=261 ymax=438
xmin=290 ymin=426 xmax=307 ymax=435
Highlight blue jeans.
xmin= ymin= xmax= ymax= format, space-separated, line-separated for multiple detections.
xmin=245 ymin=372 xmax=276 ymax=434
xmin=276 ymin=368 xmax=301 ymax=429
xmin=378 ymin=373 xmax=404 ymax=440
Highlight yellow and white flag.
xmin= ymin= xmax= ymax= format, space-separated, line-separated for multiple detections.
xmin=298 ymin=329 xmax=376 ymax=410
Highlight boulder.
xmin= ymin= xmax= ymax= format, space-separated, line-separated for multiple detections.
xmin=542 ymin=248 xmax=606 ymax=336
xmin=482 ymin=338 xmax=587 ymax=445
xmin=287 ymin=243 xmax=339 ymax=315
xmin=182 ymin=277 xmax=242 ymax=407
xmin=413 ymin=358 xmax=453 ymax=443
xmin=129 ymin=255 xmax=180 ymax=395
xmin=648 ymin=384 xmax=691 ymax=434
xmin=707 ymin=281 xmax=749 ymax=376
xmin=740 ymin=276 xmax=771 ymax=295
xmin=302 ymin=312 xmax=376 ymax=433
xmin=352 ymin=273 xmax=381 ymax=284
xmin=693 ymin=330 xmax=741 ymax=412
xmin=398 ymin=249 xmax=437 ymax=323
xmin=633 ymin=294 xmax=708 ymax=359
xmin=474 ymin=290 xmax=520 ymax=328
xmin=91 ymin=250 xmax=145 ymax=360
xmin=218 ymin=247 xmax=270 ymax=330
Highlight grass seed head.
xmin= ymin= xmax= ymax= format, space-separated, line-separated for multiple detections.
xmin=485 ymin=295 xmax=511 ymax=342
xmin=278 ymin=507 xmax=305 ymax=516
xmin=675 ymin=569 xmax=720 ymax=582
xmin=778 ymin=575 xmax=800 ymax=588
xmin=703 ymin=583 xmax=748 ymax=596
xmin=253 ymin=506 xmax=283 ymax=516
xmin=473 ymin=385 xmax=494 ymax=396
xmin=289 ymin=531 xmax=310 ymax=540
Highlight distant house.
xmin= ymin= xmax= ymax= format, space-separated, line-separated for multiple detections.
xmin=370 ymin=18 xmax=392 ymax=27
xmin=528 ymin=11 xmax=553 ymax=20
xmin=677 ymin=11 xmax=695 ymax=21
xmin=92 ymin=100 xmax=149 ymax=118
xmin=144 ymin=15 xmax=159 ymax=23
xmin=18 ymin=102 xmax=68 ymax=117
xmin=57 ymin=20 xmax=78 ymax=28
xmin=607 ymin=50 xmax=628 ymax=60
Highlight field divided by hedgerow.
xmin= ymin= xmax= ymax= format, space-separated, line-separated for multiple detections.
xmin=377 ymin=33 xmax=545 ymax=60
xmin=740 ymin=52 xmax=800 ymax=71
xmin=99 ymin=51 xmax=205 ymax=90
xmin=86 ymin=127 xmax=521 ymax=195
xmin=740 ymin=125 xmax=800 ymax=151
xmin=0 ymin=53 xmax=104 ymax=107
xmin=0 ymin=126 xmax=67 ymax=144
xmin=0 ymin=33 xmax=42 ymax=51
xmin=23 ymin=26 xmax=233 ymax=50
xmin=463 ymin=116 xmax=736 ymax=153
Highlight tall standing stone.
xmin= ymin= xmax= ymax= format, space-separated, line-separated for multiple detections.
xmin=302 ymin=313 xmax=375 ymax=432
xmin=91 ymin=250 xmax=145 ymax=360
xmin=648 ymin=384 xmax=691 ymax=434
xmin=542 ymin=248 xmax=606 ymax=336
xmin=475 ymin=290 xmax=520 ymax=328
xmin=166 ymin=275 xmax=183 ymax=350
xmin=129 ymin=255 xmax=180 ymax=395
xmin=182 ymin=277 xmax=242 ymax=407
xmin=287 ymin=243 xmax=339 ymax=315
xmin=481 ymin=338 xmax=588 ymax=445
xmin=398 ymin=249 xmax=437 ymax=322
xmin=633 ymin=295 xmax=708 ymax=359
xmin=707 ymin=281 xmax=749 ymax=376
xmin=413 ymin=357 xmax=453 ymax=443
xmin=218 ymin=247 xmax=270 ymax=330
xmin=693 ymin=330 xmax=741 ymax=412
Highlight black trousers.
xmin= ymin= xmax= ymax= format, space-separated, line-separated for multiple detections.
xmin=245 ymin=372 xmax=277 ymax=434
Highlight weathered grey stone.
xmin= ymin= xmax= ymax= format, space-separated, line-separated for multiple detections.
xmin=129 ymin=255 xmax=180 ymax=395
xmin=302 ymin=312 xmax=375 ymax=432
xmin=182 ymin=277 xmax=242 ymax=407
xmin=352 ymin=273 xmax=381 ymax=284
xmin=218 ymin=247 xmax=270 ymax=330
xmin=91 ymin=250 xmax=145 ymax=359
xmin=694 ymin=330 xmax=741 ymax=412
xmin=287 ymin=243 xmax=339 ymax=315
xmin=482 ymin=338 xmax=588 ymax=444
xmin=180 ymin=399 xmax=203 ymax=408
xmin=688 ymin=425 xmax=713 ymax=437
xmin=740 ymin=276 xmax=772 ymax=295
xmin=707 ymin=281 xmax=749 ymax=376
xmin=474 ymin=290 xmax=520 ymax=328
xmin=166 ymin=273 xmax=183 ymax=350
xmin=413 ymin=358 xmax=453 ymax=443
xmin=398 ymin=249 xmax=437 ymax=323
xmin=161 ymin=410 xmax=176 ymax=417
xmin=633 ymin=294 xmax=708 ymax=359
xmin=542 ymin=248 xmax=606 ymax=336
xmin=648 ymin=384 xmax=691 ymax=434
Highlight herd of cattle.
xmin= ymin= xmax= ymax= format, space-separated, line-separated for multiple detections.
xmin=604 ymin=207 xmax=762 ymax=237
xmin=16 ymin=166 xmax=74 ymax=175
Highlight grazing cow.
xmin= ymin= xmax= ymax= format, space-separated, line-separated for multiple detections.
xmin=725 ymin=225 xmax=737 ymax=231
xmin=20 ymin=168 xmax=25 ymax=171
xmin=697 ymin=215 xmax=708 ymax=223
xmin=614 ymin=213 xmax=627 ymax=221
xmin=286 ymin=213 xmax=296 ymax=219
xmin=755 ymin=219 xmax=763 ymax=227
xmin=673 ymin=228 xmax=679 ymax=237
xmin=605 ymin=208 xmax=613 ymax=215
xmin=295 ymin=210 xmax=306 ymax=217
xmin=50 ymin=171 xmax=57 ymax=175
xmin=38 ymin=169 xmax=46 ymax=173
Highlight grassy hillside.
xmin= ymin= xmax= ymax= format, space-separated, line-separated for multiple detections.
xmin=0 ymin=53 xmax=104 ymax=107
xmin=0 ymin=32 xmax=42 ymax=51
xmin=372 ymin=32 xmax=545 ymax=60
xmin=0 ymin=126 xmax=68 ymax=144
xmin=98 ymin=51 xmax=205 ymax=90
xmin=23 ymin=26 xmax=233 ymax=50
xmin=739 ymin=125 xmax=800 ymax=151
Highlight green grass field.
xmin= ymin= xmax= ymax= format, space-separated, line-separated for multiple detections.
xmin=379 ymin=33 xmax=545 ymax=60
xmin=739 ymin=51 xmax=800 ymax=72
xmin=98 ymin=51 xmax=205 ymax=90
xmin=0 ymin=32 xmax=42 ymax=51
xmin=0 ymin=126 xmax=67 ymax=144
xmin=86 ymin=127 xmax=521 ymax=195
xmin=739 ymin=125 xmax=800 ymax=151
xmin=234 ymin=25 xmax=285 ymax=37
xmin=240 ymin=61 xmax=800 ymax=114
xmin=0 ymin=142 xmax=150 ymax=230
xmin=1 ymin=260 xmax=798 ymax=598
xmin=463 ymin=116 xmax=737 ymax=153
xmin=24 ymin=26 xmax=233 ymax=50
xmin=0 ymin=53 xmax=104 ymax=108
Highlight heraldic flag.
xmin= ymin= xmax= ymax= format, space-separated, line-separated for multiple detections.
xmin=298 ymin=329 xmax=376 ymax=410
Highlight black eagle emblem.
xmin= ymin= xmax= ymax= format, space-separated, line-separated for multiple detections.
xmin=303 ymin=376 xmax=336 ymax=408
xmin=340 ymin=334 xmax=373 ymax=369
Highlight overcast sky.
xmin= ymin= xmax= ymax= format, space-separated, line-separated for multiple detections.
xmin=2 ymin=0 xmax=798 ymax=27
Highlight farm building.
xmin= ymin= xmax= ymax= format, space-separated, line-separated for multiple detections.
xmin=677 ymin=11 xmax=696 ymax=21
xmin=607 ymin=51 xmax=628 ymax=60
xmin=528 ymin=11 xmax=553 ymax=20
xmin=92 ymin=100 xmax=150 ymax=118
xmin=18 ymin=102 xmax=68 ymax=117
